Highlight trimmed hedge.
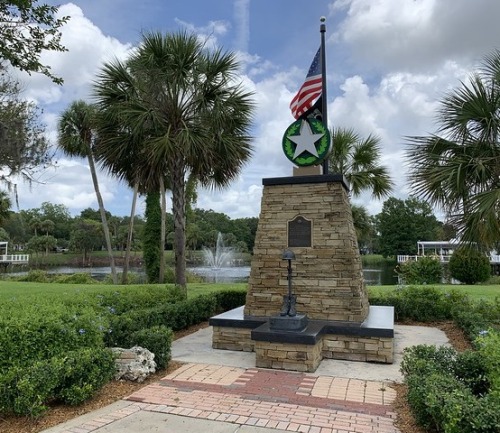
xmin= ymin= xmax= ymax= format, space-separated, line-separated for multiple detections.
xmin=402 ymin=315 xmax=500 ymax=433
xmin=369 ymin=285 xmax=470 ymax=322
xmin=0 ymin=287 xmax=246 ymax=417
xmin=0 ymin=347 xmax=115 ymax=417
xmin=130 ymin=326 xmax=173 ymax=369
xmin=0 ymin=303 xmax=107 ymax=370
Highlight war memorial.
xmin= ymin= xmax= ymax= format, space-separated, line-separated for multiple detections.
xmin=209 ymin=20 xmax=394 ymax=372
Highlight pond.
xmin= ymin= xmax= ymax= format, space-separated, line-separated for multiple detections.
xmin=4 ymin=262 xmax=398 ymax=285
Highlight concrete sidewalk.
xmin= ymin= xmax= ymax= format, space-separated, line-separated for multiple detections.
xmin=41 ymin=324 xmax=449 ymax=433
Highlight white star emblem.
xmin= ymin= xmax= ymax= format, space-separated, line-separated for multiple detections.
xmin=288 ymin=120 xmax=324 ymax=159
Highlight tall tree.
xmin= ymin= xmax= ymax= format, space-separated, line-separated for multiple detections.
xmin=70 ymin=218 xmax=103 ymax=266
xmin=0 ymin=190 xmax=11 ymax=225
xmin=93 ymin=31 xmax=254 ymax=291
xmin=143 ymin=192 xmax=161 ymax=283
xmin=58 ymin=101 xmax=117 ymax=283
xmin=377 ymin=197 xmax=441 ymax=257
xmin=406 ymin=50 xmax=500 ymax=248
xmin=328 ymin=127 xmax=393 ymax=199
xmin=0 ymin=64 xmax=50 ymax=192
xmin=0 ymin=1 xmax=68 ymax=83
xmin=351 ymin=204 xmax=373 ymax=252
xmin=39 ymin=218 xmax=54 ymax=255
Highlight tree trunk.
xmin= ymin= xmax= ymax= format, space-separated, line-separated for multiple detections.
xmin=122 ymin=182 xmax=139 ymax=284
xmin=159 ymin=177 xmax=166 ymax=284
xmin=171 ymin=159 xmax=186 ymax=293
xmin=86 ymin=152 xmax=117 ymax=284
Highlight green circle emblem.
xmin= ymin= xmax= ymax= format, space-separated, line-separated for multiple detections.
xmin=282 ymin=118 xmax=331 ymax=167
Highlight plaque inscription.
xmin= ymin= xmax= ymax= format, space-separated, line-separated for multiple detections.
xmin=288 ymin=216 xmax=312 ymax=247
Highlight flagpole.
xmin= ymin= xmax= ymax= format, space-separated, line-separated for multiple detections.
xmin=320 ymin=17 xmax=329 ymax=175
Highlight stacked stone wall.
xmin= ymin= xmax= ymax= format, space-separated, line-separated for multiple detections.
xmin=322 ymin=335 xmax=394 ymax=363
xmin=244 ymin=179 xmax=369 ymax=322
xmin=254 ymin=340 xmax=322 ymax=372
xmin=212 ymin=327 xmax=254 ymax=352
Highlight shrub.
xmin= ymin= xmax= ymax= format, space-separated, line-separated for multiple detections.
xmin=449 ymin=247 xmax=491 ymax=284
xmin=402 ymin=343 xmax=500 ymax=433
xmin=453 ymin=350 xmax=490 ymax=396
xmin=56 ymin=348 xmax=116 ymax=405
xmin=397 ymin=256 xmax=442 ymax=285
xmin=370 ymin=285 xmax=468 ymax=322
xmin=53 ymin=273 xmax=99 ymax=284
xmin=105 ymin=293 xmax=218 ymax=347
xmin=0 ymin=304 xmax=107 ymax=369
xmin=453 ymin=299 xmax=500 ymax=341
xmin=0 ymin=347 xmax=115 ymax=416
xmin=130 ymin=326 xmax=173 ymax=369
xmin=0 ymin=359 xmax=63 ymax=417
xmin=476 ymin=329 xmax=500 ymax=393
xmin=102 ymin=272 xmax=144 ymax=285
xmin=14 ymin=270 xmax=50 ymax=283
xmin=400 ymin=345 xmax=457 ymax=377
xmin=213 ymin=289 xmax=247 ymax=312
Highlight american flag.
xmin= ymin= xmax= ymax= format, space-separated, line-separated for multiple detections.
xmin=290 ymin=48 xmax=322 ymax=119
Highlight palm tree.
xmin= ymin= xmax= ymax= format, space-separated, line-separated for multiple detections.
xmin=93 ymin=31 xmax=255 ymax=290
xmin=406 ymin=50 xmax=500 ymax=248
xmin=58 ymin=101 xmax=118 ymax=284
xmin=328 ymin=127 xmax=393 ymax=199
xmin=40 ymin=219 xmax=54 ymax=256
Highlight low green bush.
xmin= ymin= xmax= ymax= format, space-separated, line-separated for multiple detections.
xmin=52 ymin=273 xmax=99 ymax=284
xmin=476 ymin=329 xmax=500 ymax=393
xmin=130 ymin=326 xmax=173 ymax=369
xmin=213 ymin=289 xmax=247 ymax=312
xmin=369 ymin=285 xmax=469 ymax=322
xmin=0 ymin=347 xmax=115 ymax=417
xmin=402 ymin=340 xmax=500 ymax=433
xmin=14 ymin=270 xmax=51 ymax=283
xmin=449 ymin=247 xmax=491 ymax=284
xmin=105 ymin=293 xmax=219 ymax=347
xmin=397 ymin=256 xmax=442 ymax=285
xmin=93 ymin=284 xmax=186 ymax=317
xmin=102 ymin=272 xmax=144 ymax=285
xmin=0 ymin=304 xmax=108 ymax=369
xmin=56 ymin=348 xmax=116 ymax=406
xmin=0 ymin=359 xmax=62 ymax=417
xmin=453 ymin=299 xmax=500 ymax=342
xmin=0 ymin=287 xmax=247 ymax=418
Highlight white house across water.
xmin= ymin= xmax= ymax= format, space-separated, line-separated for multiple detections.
xmin=0 ymin=242 xmax=29 ymax=266
xmin=398 ymin=240 xmax=500 ymax=264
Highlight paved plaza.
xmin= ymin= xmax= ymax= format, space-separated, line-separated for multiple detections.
xmin=42 ymin=324 xmax=449 ymax=433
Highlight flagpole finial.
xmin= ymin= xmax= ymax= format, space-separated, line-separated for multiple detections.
xmin=320 ymin=16 xmax=326 ymax=23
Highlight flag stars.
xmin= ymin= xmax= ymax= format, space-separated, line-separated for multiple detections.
xmin=288 ymin=120 xmax=324 ymax=159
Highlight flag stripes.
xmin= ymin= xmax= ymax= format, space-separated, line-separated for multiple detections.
xmin=290 ymin=48 xmax=322 ymax=119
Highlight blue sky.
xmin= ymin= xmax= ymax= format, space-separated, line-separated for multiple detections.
xmin=8 ymin=0 xmax=500 ymax=220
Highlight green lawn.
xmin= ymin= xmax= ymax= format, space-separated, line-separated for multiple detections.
xmin=0 ymin=280 xmax=497 ymax=302
xmin=368 ymin=284 xmax=499 ymax=302
xmin=0 ymin=280 xmax=247 ymax=301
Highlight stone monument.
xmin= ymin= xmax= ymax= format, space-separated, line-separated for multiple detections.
xmin=210 ymin=24 xmax=394 ymax=372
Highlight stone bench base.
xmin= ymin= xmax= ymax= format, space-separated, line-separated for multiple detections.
xmin=210 ymin=305 xmax=394 ymax=373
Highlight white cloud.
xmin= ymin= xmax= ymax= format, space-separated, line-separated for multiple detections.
xmin=332 ymin=0 xmax=500 ymax=74
xmin=12 ymin=3 xmax=132 ymax=107
xmin=234 ymin=0 xmax=250 ymax=53
xmin=174 ymin=18 xmax=230 ymax=50
xmin=6 ymin=1 xmax=500 ymax=221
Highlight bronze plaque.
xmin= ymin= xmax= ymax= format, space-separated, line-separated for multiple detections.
xmin=288 ymin=216 xmax=311 ymax=247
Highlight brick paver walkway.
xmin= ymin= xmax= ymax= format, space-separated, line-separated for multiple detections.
xmin=122 ymin=363 xmax=400 ymax=433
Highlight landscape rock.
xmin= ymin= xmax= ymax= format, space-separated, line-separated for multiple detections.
xmin=112 ymin=346 xmax=156 ymax=382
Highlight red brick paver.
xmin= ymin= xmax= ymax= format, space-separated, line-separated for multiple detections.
xmin=53 ymin=363 xmax=400 ymax=433
xmin=125 ymin=363 xmax=400 ymax=433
